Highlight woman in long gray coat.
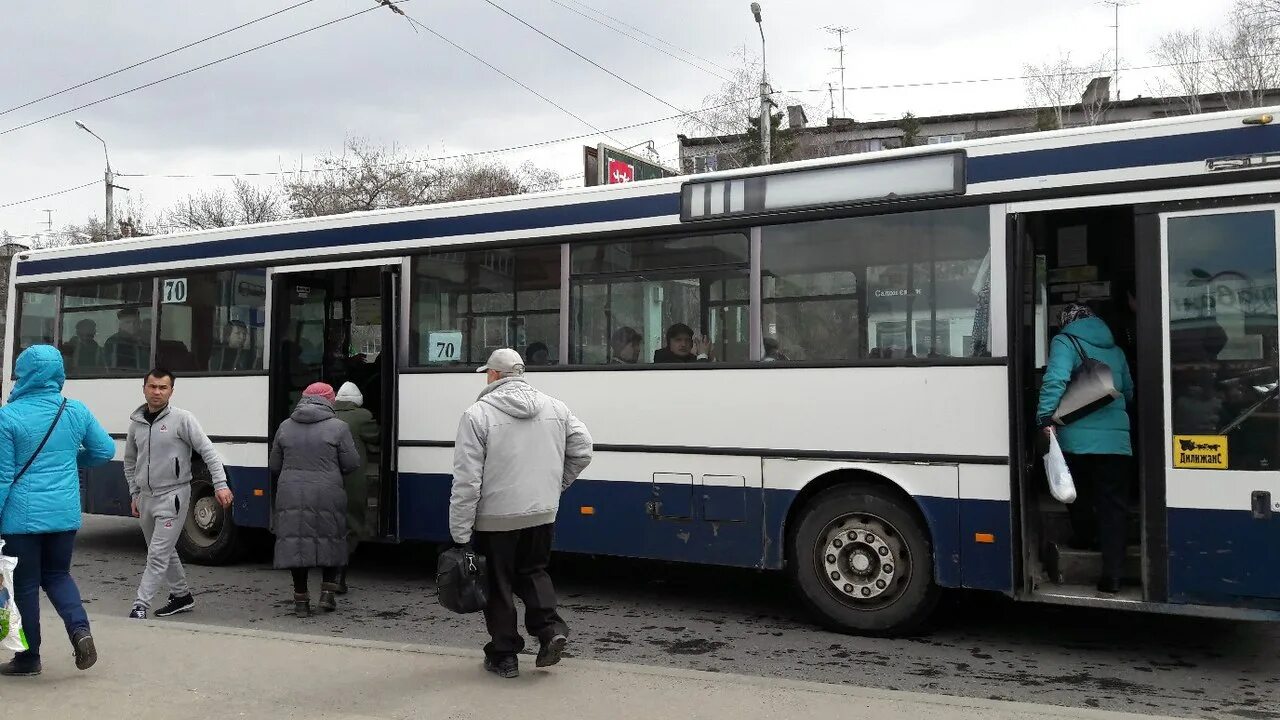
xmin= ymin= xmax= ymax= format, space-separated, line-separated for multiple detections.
xmin=270 ymin=382 xmax=360 ymax=617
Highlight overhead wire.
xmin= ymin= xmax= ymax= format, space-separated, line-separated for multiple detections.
xmin=561 ymin=0 xmax=736 ymax=76
xmin=0 ymin=179 xmax=101 ymax=209
xmin=0 ymin=0 xmax=319 ymax=118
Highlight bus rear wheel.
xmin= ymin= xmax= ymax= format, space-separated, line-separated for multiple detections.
xmin=789 ymin=484 xmax=939 ymax=636
xmin=177 ymin=482 xmax=243 ymax=566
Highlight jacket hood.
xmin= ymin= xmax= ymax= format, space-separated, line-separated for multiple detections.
xmin=336 ymin=381 xmax=363 ymax=406
xmin=1062 ymin=316 xmax=1117 ymax=349
xmin=477 ymin=377 xmax=545 ymax=419
xmin=292 ymin=395 xmax=336 ymax=423
xmin=9 ymin=344 xmax=66 ymax=403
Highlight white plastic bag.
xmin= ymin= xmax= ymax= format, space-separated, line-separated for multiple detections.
xmin=1043 ymin=430 xmax=1077 ymax=504
xmin=0 ymin=539 xmax=29 ymax=653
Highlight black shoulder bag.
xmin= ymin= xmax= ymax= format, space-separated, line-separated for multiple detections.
xmin=14 ymin=399 xmax=69 ymax=484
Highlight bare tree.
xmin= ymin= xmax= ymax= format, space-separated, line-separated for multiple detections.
xmin=435 ymin=159 xmax=563 ymax=203
xmin=284 ymin=138 xmax=442 ymax=218
xmin=167 ymin=178 xmax=285 ymax=230
xmin=1023 ymin=50 xmax=1111 ymax=128
xmin=1151 ymin=29 xmax=1212 ymax=114
xmin=1209 ymin=1 xmax=1280 ymax=109
xmin=680 ymin=45 xmax=760 ymax=139
xmin=1241 ymin=0 xmax=1280 ymax=31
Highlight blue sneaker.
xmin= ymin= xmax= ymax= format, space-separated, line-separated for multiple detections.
xmin=128 ymin=604 xmax=147 ymax=620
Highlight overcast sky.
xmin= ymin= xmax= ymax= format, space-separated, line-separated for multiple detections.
xmin=0 ymin=0 xmax=1240 ymax=241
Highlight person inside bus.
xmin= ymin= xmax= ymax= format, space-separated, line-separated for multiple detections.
xmin=102 ymin=308 xmax=146 ymax=372
xmin=762 ymin=337 xmax=788 ymax=362
xmin=524 ymin=342 xmax=551 ymax=366
xmin=1036 ymin=303 xmax=1135 ymax=595
xmin=207 ymin=320 xmax=253 ymax=371
xmin=62 ymin=319 xmax=101 ymax=371
xmin=653 ymin=323 xmax=712 ymax=363
xmin=610 ymin=326 xmax=642 ymax=364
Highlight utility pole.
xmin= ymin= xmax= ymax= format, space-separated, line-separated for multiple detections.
xmin=40 ymin=209 xmax=53 ymax=233
xmin=752 ymin=3 xmax=771 ymax=165
xmin=828 ymin=82 xmax=837 ymax=122
xmin=1098 ymin=1 xmax=1134 ymax=101
xmin=74 ymin=120 xmax=128 ymax=241
xmin=823 ymin=25 xmax=853 ymax=118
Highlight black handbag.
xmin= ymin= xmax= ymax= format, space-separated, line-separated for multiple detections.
xmin=1051 ymin=335 xmax=1121 ymax=426
xmin=435 ymin=545 xmax=488 ymax=614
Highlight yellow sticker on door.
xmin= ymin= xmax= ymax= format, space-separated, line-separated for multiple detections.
xmin=1173 ymin=435 xmax=1229 ymax=469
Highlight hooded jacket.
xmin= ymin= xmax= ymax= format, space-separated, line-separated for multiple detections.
xmin=124 ymin=403 xmax=228 ymax=499
xmin=1036 ymin=316 xmax=1135 ymax=456
xmin=449 ymin=377 xmax=592 ymax=544
xmin=0 ymin=345 xmax=115 ymax=535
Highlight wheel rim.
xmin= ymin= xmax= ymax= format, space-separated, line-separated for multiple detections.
xmin=184 ymin=492 xmax=223 ymax=548
xmin=813 ymin=511 xmax=912 ymax=611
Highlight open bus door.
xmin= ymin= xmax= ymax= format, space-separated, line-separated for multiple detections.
xmin=269 ymin=262 xmax=402 ymax=543
xmin=1150 ymin=203 xmax=1280 ymax=607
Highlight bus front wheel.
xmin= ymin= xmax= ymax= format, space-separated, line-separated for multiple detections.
xmin=177 ymin=482 xmax=243 ymax=566
xmin=789 ymin=484 xmax=939 ymax=636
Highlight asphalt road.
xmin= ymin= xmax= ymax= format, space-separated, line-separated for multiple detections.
xmin=63 ymin=515 xmax=1279 ymax=719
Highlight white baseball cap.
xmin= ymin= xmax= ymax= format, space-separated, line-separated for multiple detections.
xmin=477 ymin=348 xmax=525 ymax=374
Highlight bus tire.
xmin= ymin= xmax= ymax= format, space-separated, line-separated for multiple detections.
xmin=177 ymin=481 xmax=243 ymax=566
xmin=789 ymin=484 xmax=939 ymax=636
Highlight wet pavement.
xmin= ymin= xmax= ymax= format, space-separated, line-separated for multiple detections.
xmin=66 ymin=515 xmax=1279 ymax=719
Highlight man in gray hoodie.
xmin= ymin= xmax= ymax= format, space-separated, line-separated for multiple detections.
xmin=450 ymin=348 xmax=593 ymax=679
xmin=124 ymin=368 xmax=232 ymax=619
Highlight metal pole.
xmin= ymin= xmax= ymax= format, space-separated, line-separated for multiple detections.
xmin=838 ymin=30 xmax=847 ymax=118
xmin=105 ymin=168 xmax=114 ymax=241
xmin=1114 ymin=3 xmax=1120 ymax=100
xmin=754 ymin=5 xmax=770 ymax=166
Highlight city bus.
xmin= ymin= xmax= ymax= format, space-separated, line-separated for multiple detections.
xmin=7 ymin=106 xmax=1280 ymax=635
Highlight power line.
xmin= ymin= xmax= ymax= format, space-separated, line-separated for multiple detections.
xmin=397 ymin=9 xmax=624 ymax=146
xmin=0 ymin=2 xmax=394 ymax=138
xmin=562 ymin=0 xmax=736 ymax=76
xmin=546 ymin=0 xmax=731 ymax=82
xmin=117 ymin=95 xmax=756 ymax=180
xmin=0 ymin=0 xmax=319 ymax=119
xmin=0 ymin=180 xmax=100 ymax=209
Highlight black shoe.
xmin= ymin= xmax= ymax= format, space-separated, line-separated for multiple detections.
xmin=336 ymin=568 xmax=348 ymax=595
xmin=484 ymin=656 xmax=519 ymax=679
xmin=0 ymin=658 xmax=41 ymax=677
xmin=536 ymin=634 xmax=567 ymax=668
xmin=71 ymin=629 xmax=97 ymax=671
xmin=293 ymin=593 xmax=312 ymax=618
xmin=128 ymin=604 xmax=147 ymax=620
xmin=1097 ymin=577 xmax=1122 ymax=594
xmin=319 ymin=583 xmax=338 ymax=613
xmin=155 ymin=593 xmax=195 ymax=618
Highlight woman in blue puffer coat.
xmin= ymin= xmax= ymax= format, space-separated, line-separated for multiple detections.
xmin=1036 ymin=304 xmax=1135 ymax=595
xmin=0 ymin=345 xmax=115 ymax=677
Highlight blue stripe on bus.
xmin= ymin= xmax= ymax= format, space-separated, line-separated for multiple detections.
xmin=967 ymin=123 xmax=1280 ymax=184
xmin=80 ymin=463 xmax=271 ymax=530
xmin=18 ymin=192 xmax=682 ymax=277
xmin=1167 ymin=507 xmax=1280 ymax=607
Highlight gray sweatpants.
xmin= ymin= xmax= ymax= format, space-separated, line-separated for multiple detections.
xmin=135 ymin=485 xmax=191 ymax=609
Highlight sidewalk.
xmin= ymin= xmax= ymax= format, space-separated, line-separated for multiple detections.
xmin=6 ymin=615 xmax=1173 ymax=720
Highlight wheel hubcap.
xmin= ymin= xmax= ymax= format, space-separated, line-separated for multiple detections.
xmin=816 ymin=513 xmax=909 ymax=608
xmin=184 ymin=493 xmax=223 ymax=548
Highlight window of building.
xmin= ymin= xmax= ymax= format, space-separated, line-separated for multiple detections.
xmin=411 ymin=246 xmax=561 ymax=367
xmin=927 ymin=133 xmax=966 ymax=145
xmin=59 ymin=278 xmax=154 ymax=376
xmin=156 ymin=269 xmax=266 ymax=373
xmin=760 ymin=206 xmax=991 ymax=361
xmin=13 ymin=286 xmax=57 ymax=359
xmin=570 ymin=233 xmax=749 ymax=365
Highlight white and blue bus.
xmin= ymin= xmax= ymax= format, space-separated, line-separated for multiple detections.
xmin=7 ymin=107 xmax=1280 ymax=634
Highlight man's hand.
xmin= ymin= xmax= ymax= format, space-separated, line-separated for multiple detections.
xmin=130 ymin=498 xmax=140 ymax=518
xmin=214 ymin=488 xmax=234 ymax=509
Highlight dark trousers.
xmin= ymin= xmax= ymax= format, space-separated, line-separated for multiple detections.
xmin=473 ymin=524 xmax=567 ymax=661
xmin=290 ymin=567 xmax=338 ymax=594
xmin=1064 ymin=454 xmax=1131 ymax=582
xmin=5 ymin=531 xmax=90 ymax=662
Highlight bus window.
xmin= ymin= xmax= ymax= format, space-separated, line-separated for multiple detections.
xmin=569 ymin=233 xmax=748 ymax=365
xmin=60 ymin=279 xmax=153 ymax=376
xmin=759 ymin=206 xmax=990 ymax=361
xmin=411 ymin=246 xmax=560 ymax=367
xmin=157 ymin=270 xmax=265 ymax=373
xmin=13 ymin=286 xmax=57 ymax=360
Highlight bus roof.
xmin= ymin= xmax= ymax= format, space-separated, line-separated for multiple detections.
xmin=14 ymin=105 xmax=1280 ymax=283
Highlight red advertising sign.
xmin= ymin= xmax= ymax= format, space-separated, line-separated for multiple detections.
xmin=607 ymin=158 xmax=635 ymax=184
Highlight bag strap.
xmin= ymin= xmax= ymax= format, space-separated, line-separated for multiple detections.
xmin=14 ymin=399 xmax=68 ymax=484
xmin=1064 ymin=334 xmax=1089 ymax=364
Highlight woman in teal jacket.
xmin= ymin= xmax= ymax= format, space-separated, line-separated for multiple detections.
xmin=0 ymin=345 xmax=115 ymax=676
xmin=1036 ymin=304 xmax=1135 ymax=594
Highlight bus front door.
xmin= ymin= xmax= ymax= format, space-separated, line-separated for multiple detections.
xmin=1158 ymin=206 xmax=1280 ymax=607
xmin=269 ymin=263 xmax=401 ymax=543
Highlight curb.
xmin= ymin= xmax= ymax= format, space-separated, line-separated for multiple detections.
xmin=91 ymin=614 xmax=1166 ymax=720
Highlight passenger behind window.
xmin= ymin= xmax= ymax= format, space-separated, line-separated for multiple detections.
xmin=524 ymin=342 xmax=551 ymax=366
xmin=62 ymin=318 xmax=101 ymax=370
xmin=653 ymin=323 xmax=712 ymax=364
xmin=610 ymin=327 xmax=642 ymax=364
xmin=762 ymin=337 xmax=788 ymax=362
xmin=209 ymin=320 xmax=259 ymax=371
xmin=102 ymin=308 xmax=147 ymax=371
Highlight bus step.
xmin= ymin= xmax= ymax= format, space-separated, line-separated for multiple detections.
xmin=1045 ymin=542 xmax=1142 ymax=585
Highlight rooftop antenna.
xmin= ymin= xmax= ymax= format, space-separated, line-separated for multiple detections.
xmin=1098 ymin=0 xmax=1135 ymax=100
xmin=822 ymin=25 xmax=854 ymax=118
xmin=40 ymin=209 xmax=53 ymax=232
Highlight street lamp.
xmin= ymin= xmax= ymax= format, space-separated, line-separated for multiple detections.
xmin=751 ymin=3 xmax=771 ymax=165
xmin=75 ymin=120 xmax=123 ymax=241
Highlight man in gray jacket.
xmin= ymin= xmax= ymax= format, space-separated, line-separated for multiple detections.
xmin=124 ymin=368 xmax=233 ymax=619
xmin=450 ymin=348 xmax=592 ymax=679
